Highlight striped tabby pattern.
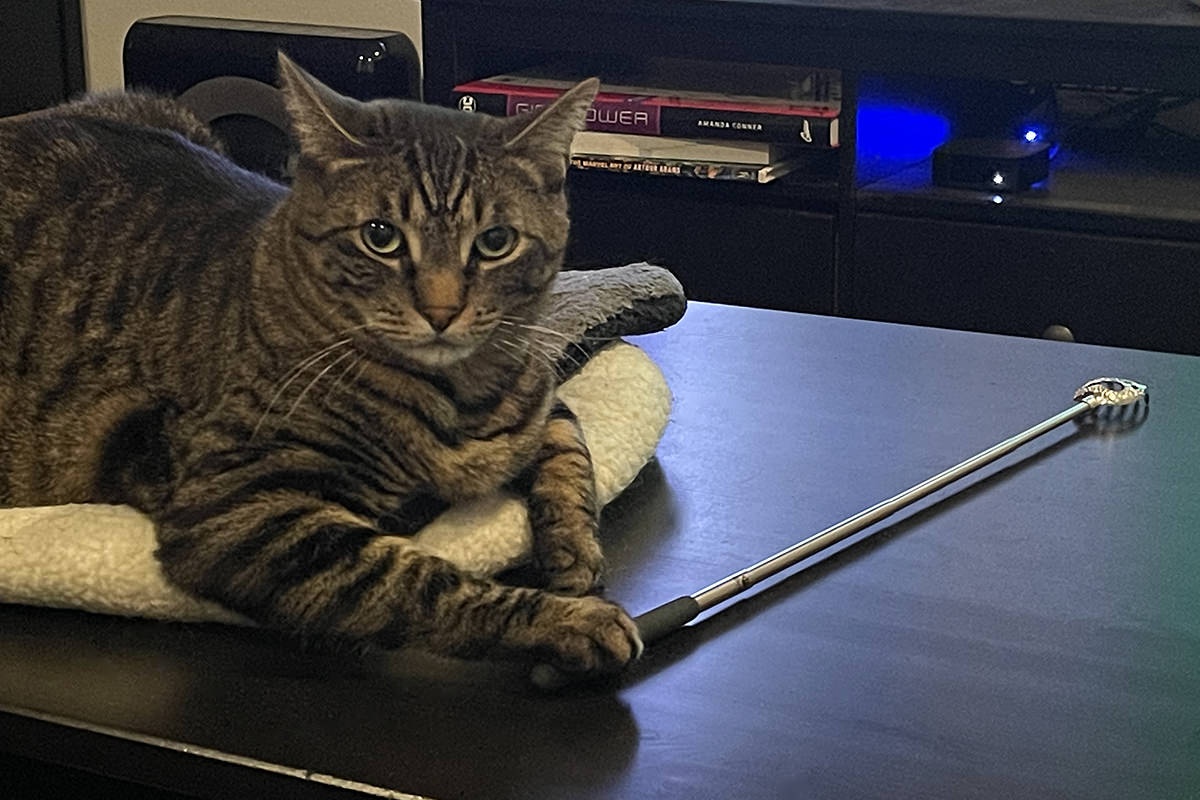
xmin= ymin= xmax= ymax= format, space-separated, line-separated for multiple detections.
xmin=0 ymin=54 xmax=640 ymax=675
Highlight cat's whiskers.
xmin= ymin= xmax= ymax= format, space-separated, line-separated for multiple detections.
xmin=490 ymin=335 xmax=532 ymax=367
xmin=323 ymin=353 xmax=366 ymax=406
xmin=520 ymin=321 xmax=595 ymax=379
xmin=499 ymin=319 xmax=584 ymax=378
xmin=502 ymin=318 xmax=600 ymax=347
xmin=280 ymin=348 xmax=359 ymax=428
xmin=304 ymin=322 xmax=377 ymax=349
xmin=505 ymin=325 xmax=548 ymax=348
xmin=252 ymin=337 xmax=354 ymax=439
xmin=347 ymin=358 xmax=371 ymax=390
xmin=328 ymin=322 xmax=379 ymax=339
xmin=506 ymin=320 xmax=565 ymax=339
xmin=549 ymin=343 xmax=585 ymax=378
xmin=491 ymin=323 xmax=541 ymax=355
xmin=492 ymin=329 xmax=580 ymax=383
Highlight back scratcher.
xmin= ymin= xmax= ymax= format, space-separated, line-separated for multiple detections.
xmin=532 ymin=377 xmax=1149 ymax=689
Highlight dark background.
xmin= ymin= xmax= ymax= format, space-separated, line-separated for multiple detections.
xmin=7 ymin=0 xmax=1200 ymax=355
xmin=0 ymin=0 xmax=84 ymax=116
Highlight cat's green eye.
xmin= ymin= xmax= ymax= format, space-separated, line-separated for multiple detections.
xmin=474 ymin=225 xmax=518 ymax=260
xmin=360 ymin=219 xmax=405 ymax=256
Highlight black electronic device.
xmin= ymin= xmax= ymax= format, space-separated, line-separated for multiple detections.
xmin=123 ymin=16 xmax=420 ymax=180
xmin=932 ymin=137 xmax=1051 ymax=192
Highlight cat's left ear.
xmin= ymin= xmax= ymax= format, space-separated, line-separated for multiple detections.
xmin=503 ymin=77 xmax=598 ymax=157
xmin=277 ymin=51 xmax=369 ymax=161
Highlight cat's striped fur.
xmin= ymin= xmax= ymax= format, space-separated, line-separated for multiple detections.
xmin=0 ymin=54 xmax=641 ymax=674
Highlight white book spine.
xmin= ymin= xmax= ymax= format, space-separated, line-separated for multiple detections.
xmin=570 ymin=131 xmax=778 ymax=165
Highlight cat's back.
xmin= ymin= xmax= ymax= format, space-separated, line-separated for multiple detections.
xmin=18 ymin=91 xmax=227 ymax=152
xmin=0 ymin=92 xmax=286 ymax=391
xmin=0 ymin=92 xmax=283 ymax=225
xmin=0 ymin=92 xmax=286 ymax=348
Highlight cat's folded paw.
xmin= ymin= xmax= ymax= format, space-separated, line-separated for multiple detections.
xmin=544 ymin=566 xmax=602 ymax=597
xmin=526 ymin=594 xmax=643 ymax=675
xmin=537 ymin=539 xmax=604 ymax=596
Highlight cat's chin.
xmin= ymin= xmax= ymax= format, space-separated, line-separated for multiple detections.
xmin=394 ymin=340 xmax=478 ymax=369
xmin=357 ymin=329 xmax=479 ymax=370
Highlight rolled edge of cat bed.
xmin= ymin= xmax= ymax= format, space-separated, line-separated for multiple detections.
xmin=0 ymin=341 xmax=671 ymax=626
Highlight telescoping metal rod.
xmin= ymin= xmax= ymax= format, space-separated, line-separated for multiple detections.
xmin=530 ymin=378 xmax=1148 ymax=688
xmin=631 ymin=377 xmax=1147 ymax=645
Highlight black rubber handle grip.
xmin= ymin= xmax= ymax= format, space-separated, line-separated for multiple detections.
xmin=634 ymin=595 xmax=701 ymax=646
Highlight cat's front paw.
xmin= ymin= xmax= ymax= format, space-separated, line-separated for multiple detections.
xmin=523 ymin=594 xmax=643 ymax=675
xmin=537 ymin=538 xmax=604 ymax=596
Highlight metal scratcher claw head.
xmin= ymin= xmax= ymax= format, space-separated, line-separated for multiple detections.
xmin=1073 ymin=377 xmax=1149 ymax=432
xmin=1073 ymin=377 xmax=1148 ymax=408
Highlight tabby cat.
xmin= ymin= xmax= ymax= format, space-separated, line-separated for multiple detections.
xmin=0 ymin=54 xmax=641 ymax=676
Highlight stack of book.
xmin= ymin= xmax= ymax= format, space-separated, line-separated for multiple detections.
xmin=452 ymin=58 xmax=841 ymax=184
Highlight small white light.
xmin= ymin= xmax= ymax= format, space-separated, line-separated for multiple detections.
xmin=1023 ymin=129 xmax=1039 ymax=143
xmin=992 ymin=171 xmax=1006 ymax=186
xmin=991 ymin=194 xmax=1004 ymax=204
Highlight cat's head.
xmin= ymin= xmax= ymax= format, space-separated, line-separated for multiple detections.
xmin=274 ymin=52 xmax=596 ymax=369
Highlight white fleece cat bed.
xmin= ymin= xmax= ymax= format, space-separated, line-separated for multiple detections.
xmin=0 ymin=341 xmax=670 ymax=626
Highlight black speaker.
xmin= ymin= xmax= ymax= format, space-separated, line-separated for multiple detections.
xmin=124 ymin=16 xmax=420 ymax=181
xmin=932 ymin=137 xmax=1051 ymax=192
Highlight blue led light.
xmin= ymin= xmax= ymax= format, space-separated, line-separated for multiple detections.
xmin=856 ymin=100 xmax=952 ymax=162
xmin=1023 ymin=129 xmax=1040 ymax=143
xmin=991 ymin=195 xmax=1004 ymax=204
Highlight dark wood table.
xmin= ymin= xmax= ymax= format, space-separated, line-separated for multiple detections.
xmin=2 ymin=303 xmax=1198 ymax=799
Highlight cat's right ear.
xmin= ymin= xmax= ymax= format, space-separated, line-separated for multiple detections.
xmin=277 ymin=51 xmax=368 ymax=162
xmin=503 ymin=77 xmax=598 ymax=155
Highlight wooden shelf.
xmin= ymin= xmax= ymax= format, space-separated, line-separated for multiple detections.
xmin=857 ymin=144 xmax=1200 ymax=242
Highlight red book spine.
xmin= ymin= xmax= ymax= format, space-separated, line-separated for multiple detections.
xmin=506 ymin=92 xmax=664 ymax=134
xmin=453 ymin=83 xmax=839 ymax=146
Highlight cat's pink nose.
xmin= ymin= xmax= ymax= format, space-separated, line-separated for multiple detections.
xmin=419 ymin=305 xmax=461 ymax=333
